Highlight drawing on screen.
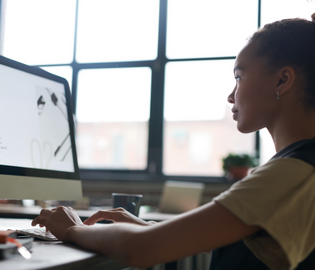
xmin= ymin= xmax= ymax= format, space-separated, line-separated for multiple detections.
xmin=31 ymin=85 xmax=73 ymax=170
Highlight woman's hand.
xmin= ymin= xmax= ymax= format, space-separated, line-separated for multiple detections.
xmin=83 ymin=207 xmax=156 ymax=226
xmin=32 ymin=206 xmax=85 ymax=242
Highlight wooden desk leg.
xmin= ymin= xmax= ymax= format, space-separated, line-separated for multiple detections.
xmin=165 ymin=261 xmax=178 ymax=270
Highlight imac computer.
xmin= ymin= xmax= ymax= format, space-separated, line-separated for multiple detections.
xmin=0 ymin=55 xmax=82 ymax=200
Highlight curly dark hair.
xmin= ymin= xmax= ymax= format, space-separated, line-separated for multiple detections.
xmin=249 ymin=14 xmax=315 ymax=109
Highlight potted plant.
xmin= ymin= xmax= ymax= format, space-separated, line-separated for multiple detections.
xmin=222 ymin=153 xmax=257 ymax=182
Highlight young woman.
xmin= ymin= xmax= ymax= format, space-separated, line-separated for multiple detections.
xmin=32 ymin=14 xmax=315 ymax=270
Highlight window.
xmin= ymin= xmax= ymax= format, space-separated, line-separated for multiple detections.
xmin=1 ymin=0 xmax=314 ymax=181
xmin=163 ymin=60 xmax=255 ymax=176
xmin=76 ymin=0 xmax=159 ymax=63
xmin=76 ymin=67 xmax=151 ymax=170
xmin=166 ymin=0 xmax=257 ymax=59
xmin=0 ymin=0 xmax=76 ymax=65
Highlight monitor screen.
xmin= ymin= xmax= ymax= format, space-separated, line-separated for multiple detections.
xmin=0 ymin=56 xmax=82 ymax=200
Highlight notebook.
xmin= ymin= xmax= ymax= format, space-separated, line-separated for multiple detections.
xmin=159 ymin=181 xmax=205 ymax=214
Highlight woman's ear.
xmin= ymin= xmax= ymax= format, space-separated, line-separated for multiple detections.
xmin=275 ymin=66 xmax=296 ymax=97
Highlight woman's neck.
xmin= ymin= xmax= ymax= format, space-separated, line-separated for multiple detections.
xmin=269 ymin=112 xmax=315 ymax=152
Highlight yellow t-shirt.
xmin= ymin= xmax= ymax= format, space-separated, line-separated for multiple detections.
xmin=214 ymin=158 xmax=315 ymax=270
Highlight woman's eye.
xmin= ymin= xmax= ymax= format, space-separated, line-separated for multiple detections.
xmin=234 ymin=76 xmax=240 ymax=81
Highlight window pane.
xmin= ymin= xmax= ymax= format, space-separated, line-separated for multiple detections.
xmin=166 ymin=0 xmax=258 ymax=59
xmin=1 ymin=0 xmax=76 ymax=65
xmin=163 ymin=60 xmax=255 ymax=176
xmin=260 ymin=128 xmax=276 ymax=165
xmin=76 ymin=0 xmax=160 ymax=63
xmin=261 ymin=0 xmax=315 ymax=26
xmin=76 ymin=67 xmax=151 ymax=169
xmin=40 ymin=66 xmax=73 ymax=92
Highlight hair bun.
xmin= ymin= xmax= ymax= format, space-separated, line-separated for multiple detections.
xmin=312 ymin=13 xmax=315 ymax=22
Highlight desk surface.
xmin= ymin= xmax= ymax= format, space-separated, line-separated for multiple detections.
xmin=0 ymin=218 xmax=125 ymax=270
xmin=0 ymin=206 xmax=177 ymax=270
xmin=0 ymin=241 xmax=125 ymax=270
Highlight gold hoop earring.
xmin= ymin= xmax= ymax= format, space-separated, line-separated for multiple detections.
xmin=276 ymin=91 xmax=280 ymax=100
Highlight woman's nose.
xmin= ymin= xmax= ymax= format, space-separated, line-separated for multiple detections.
xmin=227 ymin=88 xmax=235 ymax=104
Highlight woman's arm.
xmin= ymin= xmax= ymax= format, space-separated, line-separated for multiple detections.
xmin=32 ymin=202 xmax=260 ymax=268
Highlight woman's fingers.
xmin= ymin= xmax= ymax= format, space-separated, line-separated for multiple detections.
xmin=84 ymin=208 xmax=148 ymax=226
xmin=31 ymin=206 xmax=86 ymax=242
xmin=31 ymin=208 xmax=54 ymax=226
xmin=32 ymin=216 xmax=47 ymax=227
xmin=84 ymin=211 xmax=110 ymax=225
xmin=83 ymin=209 xmax=124 ymax=225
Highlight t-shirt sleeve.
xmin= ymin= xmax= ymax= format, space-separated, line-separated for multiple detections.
xmin=214 ymin=158 xmax=315 ymax=270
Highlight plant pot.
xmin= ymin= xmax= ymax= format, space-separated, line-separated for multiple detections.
xmin=226 ymin=166 xmax=249 ymax=182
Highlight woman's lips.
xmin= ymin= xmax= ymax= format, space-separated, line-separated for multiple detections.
xmin=232 ymin=108 xmax=238 ymax=120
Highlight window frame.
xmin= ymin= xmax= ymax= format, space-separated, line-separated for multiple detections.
xmin=0 ymin=0 xmax=261 ymax=183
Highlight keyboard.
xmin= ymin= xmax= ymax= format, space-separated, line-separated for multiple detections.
xmin=15 ymin=227 xmax=58 ymax=241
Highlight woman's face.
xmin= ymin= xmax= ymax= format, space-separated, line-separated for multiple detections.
xmin=228 ymin=42 xmax=280 ymax=133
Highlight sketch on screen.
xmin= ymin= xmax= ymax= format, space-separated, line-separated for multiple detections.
xmin=31 ymin=85 xmax=72 ymax=170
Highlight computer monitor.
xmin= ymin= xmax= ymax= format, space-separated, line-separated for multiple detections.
xmin=0 ymin=55 xmax=82 ymax=200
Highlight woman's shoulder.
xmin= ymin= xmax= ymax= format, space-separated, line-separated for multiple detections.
xmin=214 ymin=156 xmax=315 ymax=270
xmin=272 ymin=136 xmax=315 ymax=166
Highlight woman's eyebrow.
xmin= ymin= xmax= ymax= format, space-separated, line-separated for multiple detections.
xmin=233 ymin=66 xmax=244 ymax=74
